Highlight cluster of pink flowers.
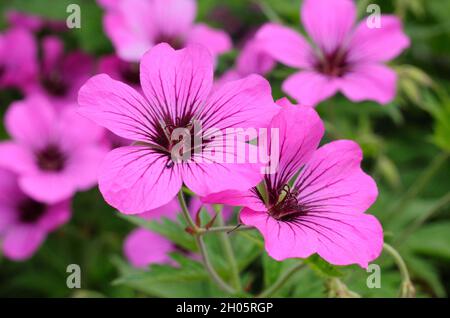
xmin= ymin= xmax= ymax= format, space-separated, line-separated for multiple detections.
xmin=1 ymin=0 xmax=410 ymax=268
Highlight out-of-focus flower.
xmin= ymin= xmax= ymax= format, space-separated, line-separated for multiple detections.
xmin=256 ymin=0 xmax=410 ymax=106
xmin=78 ymin=43 xmax=279 ymax=214
xmin=0 ymin=168 xmax=71 ymax=261
xmin=27 ymin=36 xmax=94 ymax=102
xmin=6 ymin=10 xmax=66 ymax=33
xmin=0 ymin=27 xmax=37 ymax=92
xmin=216 ymin=35 xmax=275 ymax=87
xmin=204 ymin=98 xmax=383 ymax=268
xmin=98 ymin=54 xmax=141 ymax=90
xmin=0 ymin=95 xmax=107 ymax=204
xmin=124 ymin=197 xmax=233 ymax=268
xmin=98 ymin=0 xmax=231 ymax=62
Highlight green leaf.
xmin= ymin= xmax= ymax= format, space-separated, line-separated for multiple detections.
xmin=404 ymin=254 xmax=446 ymax=297
xmin=118 ymin=213 xmax=197 ymax=252
xmin=304 ymin=255 xmax=343 ymax=278
xmin=404 ymin=222 xmax=450 ymax=261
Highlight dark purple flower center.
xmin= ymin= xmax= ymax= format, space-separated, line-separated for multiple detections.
xmin=36 ymin=144 xmax=66 ymax=172
xmin=154 ymin=34 xmax=185 ymax=50
xmin=315 ymin=49 xmax=349 ymax=77
xmin=42 ymin=71 xmax=68 ymax=97
xmin=267 ymin=184 xmax=307 ymax=222
xmin=0 ymin=65 xmax=5 ymax=78
xmin=119 ymin=62 xmax=140 ymax=85
xmin=18 ymin=199 xmax=46 ymax=224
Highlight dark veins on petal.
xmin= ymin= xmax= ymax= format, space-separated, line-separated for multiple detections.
xmin=36 ymin=144 xmax=67 ymax=172
xmin=18 ymin=199 xmax=46 ymax=224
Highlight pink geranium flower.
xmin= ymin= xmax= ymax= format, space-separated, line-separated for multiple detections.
xmin=124 ymin=197 xmax=232 ymax=268
xmin=99 ymin=0 xmax=231 ymax=62
xmin=256 ymin=0 xmax=410 ymax=106
xmin=0 ymin=95 xmax=107 ymax=204
xmin=78 ymin=43 xmax=279 ymax=214
xmin=0 ymin=26 xmax=37 ymax=92
xmin=0 ymin=168 xmax=71 ymax=261
xmin=204 ymin=99 xmax=383 ymax=267
xmin=28 ymin=36 xmax=94 ymax=101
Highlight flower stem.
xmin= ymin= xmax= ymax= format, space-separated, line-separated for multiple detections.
xmin=177 ymin=191 xmax=198 ymax=231
xmin=177 ymin=190 xmax=235 ymax=294
xmin=257 ymin=262 xmax=305 ymax=298
xmin=195 ymin=235 xmax=236 ymax=295
xmin=255 ymin=0 xmax=283 ymax=23
xmin=384 ymin=151 xmax=449 ymax=221
xmin=198 ymin=225 xmax=255 ymax=235
xmin=216 ymin=210 xmax=242 ymax=292
xmin=383 ymin=243 xmax=415 ymax=297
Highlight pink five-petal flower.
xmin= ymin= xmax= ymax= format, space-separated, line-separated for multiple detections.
xmin=0 ymin=26 xmax=38 ymax=92
xmin=99 ymin=0 xmax=231 ymax=62
xmin=204 ymin=99 xmax=383 ymax=268
xmin=0 ymin=95 xmax=107 ymax=204
xmin=124 ymin=196 xmax=232 ymax=268
xmin=25 ymin=36 xmax=94 ymax=102
xmin=0 ymin=168 xmax=71 ymax=261
xmin=256 ymin=0 xmax=410 ymax=106
xmin=78 ymin=43 xmax=279 ymax=214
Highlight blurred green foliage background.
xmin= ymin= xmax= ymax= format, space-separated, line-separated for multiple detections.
xmin=0 ymin=0 xmax=449 ymax=298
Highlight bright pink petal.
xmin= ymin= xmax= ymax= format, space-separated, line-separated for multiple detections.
xmin=2 ymin=225 xmax=46 ymax=261
xmin=240 ymin=208 xmax=318 ymax=260
xmin=301 ymin=0 xmax=356 ymax=54
xmin=182 ymin=159 xmax=263 ymax=197
xmin=98 ymin=146 xmax=183 ymax=214
xmin=64 ymin=145 xmax=107 ymax=190
xmin=139 ymin=43 xmax=213 ymax=122
xmin=267 ymin=103 xmax=324 ymax=186
xmin=139 ymin=199 xmax=181 ymax=220
xmin=282 ymin=71 xmax=339 ymax=107
xmin=186 ymin=23 xmax=231 ymax=58
xmin=236 ymin=38 xmax=275 ymax=76
xmin=149 ymin=0 xmax=196 ymax=40
xmin=202 ymin=190 xmax=266 ymax=212
xmin=256 ymin=23 xmax=314 ymax=68
xmin=5 ymin=96 xmax=55 ymax=149
xmin=103 ymin=0 xmax=154 ymax=61
xmin=78 ymin=74 xmax=154 ymax=142
xmin=304 ymin=212 xmax=383 ymax=267
xmin=339 ymin=63 xmax=397 ymax=105
xmin=295 ymin=140 xmax=378 ymax=215
xmin=124 ymin=228 xmax=175 ymax=268
xmin=37 ymin=200 xmax=71 ymax=232
xmin=348 ymin=15 xmax=410 ymax=63
xmin=0 ymin=142 xmax=36 ymax=174
xmin=201 ymin=74 xmax=279 ymax=130
xmin=19 ymin=172 xmax=77 ymax=204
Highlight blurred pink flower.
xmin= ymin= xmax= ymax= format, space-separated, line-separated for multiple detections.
xmin=98 ymin=54 xmax=141 ymax=89
xmin=0 ymin=95 xmax=107 ymax=204
xmin=0 ymin=168 xmax=71 ymax=261
xmin=256 ymin=0 xmax=410 ymax=106
xmin=0 ymin=27 xmax=37 ymax=92
xmin=216 ymin=35 xmax=275 ymax=87
xmin=27 ymin=36 xmax=94 ymax=101
xmin=99 ymin=0 xmax=231 ymax=62
xmin=124 ymin=197 xmax=233 ymax=268
xmin=204 ymin=99 xmax=383 ymax=268
xmin=78 ymin=43 xmax=278 ymax=214
xmin=6 ymin=10 xmax=66 ymax=33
